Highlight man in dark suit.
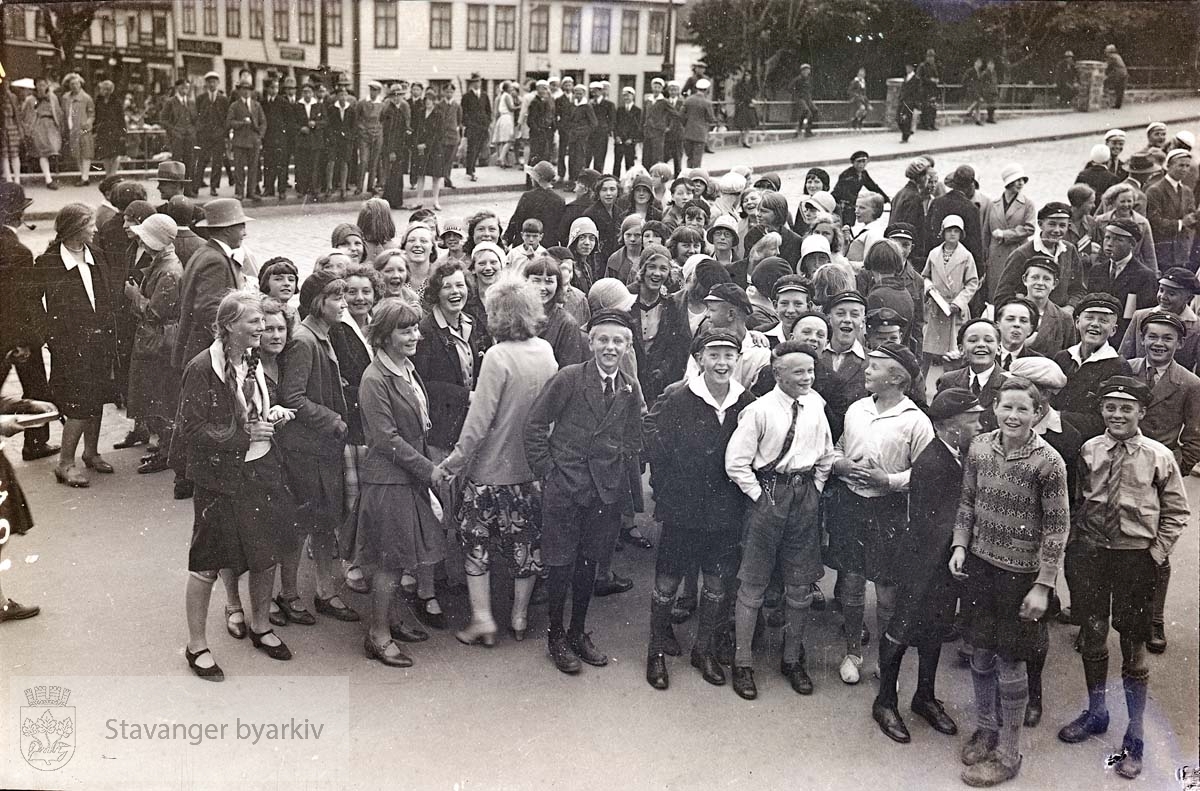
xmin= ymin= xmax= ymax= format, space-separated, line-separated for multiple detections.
xmin=589 ymin=82 xmax=615 ymax=173
xmin=504 ymin=161 xmax=565 ymax=248
xmin=1085 ymin=219 xmax=1158 ymax=343
xmin=525 ymin=310 xmax=645 ymax=675
xmin=263 ymin=77 xmax=295 ymax=198
xmin=681 ymin=80 xmax=715 ymax=169
xmin=293 ymin=81 xmax=327 ymax=201
xmin=663 ymin=81 xmax=685 ymax=177
xmin=0 ymin=184 xmax=57 ymax=460
xmin=874 ymin=388 xmax=983 ymax=743
xmin=1146 ymin=149 xmax=1197 ymax=270
xmin=325 ymin=82 xmax=357 ymax=197
xmin=460 ymin=74 xmax=491 ymax=182
xmin=612 ymin=87 xmax=642 ymax=178
xmin=562 ymin=85 xmax=596 ymax=187
xmin=226 ymin=78 xmax=266 ymax=203
xmin=526 ymin=80 xmax=556 ymax=169
xmin=1126 ymin=311 xmax=1200 ymax=654
xmin=193 ymin=71 xmax=229 ymax=197
xmin=159 ymin=78 xmax=198 ymax=197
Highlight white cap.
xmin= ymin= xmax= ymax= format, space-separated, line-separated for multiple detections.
xmin=588 ymin=81 xmax=602 ymax=90
xmin=1104 ymin=128 xmax=1126 ymax=141
xmin=941 ymin=214 xmax=965 ymax=232
xmin=800 ymin=235 xmax=831 ymax=259
xmin=1174 ymin=130 xmax=1196 ymax=150
xmin=1166 ymin=148 xmax=1193 ymax=165
xmin=1090 ymin=143 xmax=1111 ymax=164
xmin=695 ymin=78 xmax=711 ymax=90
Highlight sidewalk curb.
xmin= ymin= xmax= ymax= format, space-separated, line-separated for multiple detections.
xmin=20 ymin=112 xmax=1200 ymax=221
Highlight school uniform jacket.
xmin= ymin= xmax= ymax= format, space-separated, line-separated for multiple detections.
xmin=524 ymin=361 xmax=645 ymax=506
xmin=1119 ymin=305 xmax=1200 ymax=371
xmin=1146 ymin=177 xmax=1197 ymax=271
xmin=1129 ymin=357 xmax=1200 ymax=470
xmin=936 ymin=366 xmax=1010 ymax=431
xmin=1083 ymin=254 xmax=1158 ymax=342
xmin=817 ymin=347 xmax=868 ymax=441
xmin=1052 ymin=344 xmax=1133 ymax=440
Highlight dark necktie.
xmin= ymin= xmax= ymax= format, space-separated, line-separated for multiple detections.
xmin=603 ymin=375 xmax=615 ymax=409
xmin=971 ymin=374 xmax=982 ymax=396
xmin=1147 ymin=367 xmax=1158 ymax=389
xmin=1104 ymin=440 xmax=1126 ymax=542
xmin=765 ymin=399 xmax=800 ymax=473
xmin=242 ymin=361 xmax=259 ymax=423
xmin=1001 ymin=353 xmax=1012 ymax=371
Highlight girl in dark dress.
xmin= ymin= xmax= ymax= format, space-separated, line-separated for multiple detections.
xmin=524 ymin=256 xmax=587 ymax=368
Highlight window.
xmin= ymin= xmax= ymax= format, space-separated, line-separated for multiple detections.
xmin=466 ymin=4 xmax=487 ymax=50
xmin=100 ymin=16 xmax=116 ymax=45
xmin=591 ymin=7 xmax=610 ymax=53
xmin=226 ymin=0 xmax=241 ymax=37
xmin=298 ymin=0 xmax=315 ymax=43
xmin=181 ymin=0 xmax=196 ymax=34
xmin=620 ymin=10 xmax=638 ymax=55
xmin=494 ymin=5 xmax=515 ymax=50
xmin=430 ymin=3 xmax=452 ymax=49
xmin=528 ymin=4 xmax=548 ymax=53
xmin=272 ymin=0 xmax=288 ymax=41
xmin=4 ymin=6 xmax=25 ymax=39
xmin=153 ymin=13 xmax=169 ymax=47
xmin=325 ymin=0 xmax=343 ymax=46
xmin=202 ymin=0 xmax=217 ymax=35
xmin=375 ymin=0 xmax=398 ymax=48
xmin=561 ymin=6 xmax=580 ymax=53
xmin=648 ymin=11 xmax=666 ymax=56
xmin=249 ymin=0 xmax=264 ymax=38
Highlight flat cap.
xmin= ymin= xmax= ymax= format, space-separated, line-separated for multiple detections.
xmin=1098 ymin=375 xmax=1152 ymax=405
xmin=703 ymin=282 xmax=753 ymax=314
xmin=1076 ymin=292 xmax=1123 ymax=315
xmin=869 ymin=342 xmax=921 ymax=384
xmin=588 ymin=308 xmax=633 ymax=331
xmin=928 ymin=387 xmax=984 ymax=420
xmin=1159 ymin=267 xmax=1200 ymax=292
xmin=690 ymin=330 xmax=741 ymax=355
xmin=1104 ymin=218 xmax=1142 ymax=242
xmin=1037 ymin=201 xmax=1071 ymax=221
xmin=1009 ymin=356 xmax=1068 ymax=389
xmin=1138 ymin=310 xmax=1187 ymax=338
xmin=867 ymin=307 xmax=909 ymax=332
xmin=1023 ymin=254 xmax=1060 ymax=278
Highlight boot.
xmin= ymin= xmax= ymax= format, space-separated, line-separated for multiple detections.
xmin=649 ymin=595 xmax=677 ymax=657
xmin=455 ymin=573 xmax=497 ymax=647
xmin=510 ymin=576 xmax=536 ymax=641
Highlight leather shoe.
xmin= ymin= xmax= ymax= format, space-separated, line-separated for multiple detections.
xmin=137 ymin=455 xmax=171 ymax=474
xmin=0 ymin=598 xmax=40 ymax=622
xmin=174 ymin=479 xmax=195 ymax=500
xmin=912 ymin=696 xmax=957 ymax=735
xmin=646 ymin=652 xmax=669 ymax=690
xmin=780 ymin=658 xmax=813 ymax=695
xmin=766 ymin=607 xmax=785 ymax=628
xmin=224 ymin=606 xmax=247 ymax=639
xmin=268 ymin=604 xmax=288 ymax=627
xmin=114 ymin=429 xmax=150 ymax=449
xmin=594 ymin=573 xmax=633 ymax=597
xmin=314 ymin=595 xmax=360 ymax=622
xmin=1057 ymin=709 xmax=1108 ymax=743
xmin=548 ymin=632 xmax=581 ymax=674
xmin=1023 ymin=698 xmax=1042 ymax=727
xmin=390 ymin=621 xmax=429 ymax=643
xmin=185 ymin=647 xmax=224 ymax=681
xmin=1147 ymin=622 xmax=1166 ymax=654
xmin=275 ymin=595 xmax=316 ymax=625
xmin=413 ymin=597 xmax=446 ymax=629
xmin=619 ymin=528 xmax=653 ymax=549
xmin=249 ymin=628 xmax=292 ymax=660
xmin=872 ymin=700 xmax=911 ymax=743
xmin=21 ymin=443 xmax=59 ymax=461
xmin=691 ymin=649 xmax=726 ymax=686
xmin=809 ymin=582 xmax=826 ymax=611
xmin=961 ymin=728 xmax=999 ymax=766
xmin=364 ymin=635 xmax=413 ymax=667
xmin=731 ymin=666 xmax=757 ymax=700
xmin=1114 ymin=734 xmax=1143 ymax=780
xmin=568 ymin=631 xmax=608 ymax=666
xmin=82 ymin=455 xmax=114 ymax=473
xmin=961 ymin=755 xmax=1021 ymax=787
xmin=54 ymin=465 xmax=88 ymax=487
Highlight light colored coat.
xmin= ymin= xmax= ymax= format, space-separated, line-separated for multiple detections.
xmin=922 ymin=242 xmax=979 ymax=356
xmin=980 ymin=190 xmax=1035 ymax=300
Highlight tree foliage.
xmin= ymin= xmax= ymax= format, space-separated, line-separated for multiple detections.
xmin=36 ymin=2 xmax=97 ymax=72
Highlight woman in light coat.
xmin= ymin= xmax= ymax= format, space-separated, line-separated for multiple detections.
xmin=922 ymin=214 xmax=979 ymax=362
xmin=980 ymin=163 xmax=1035 ymax=302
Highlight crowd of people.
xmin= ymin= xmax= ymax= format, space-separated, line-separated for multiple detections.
xmin=2 ymin=99 xmax=1199 ymax=787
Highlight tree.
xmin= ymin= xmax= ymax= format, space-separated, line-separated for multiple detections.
xmin=36 ymin=2 xmax=97 ymax=73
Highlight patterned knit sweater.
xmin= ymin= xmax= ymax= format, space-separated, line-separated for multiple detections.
xmin=951 ymin=429 xmax=1070 ymax=588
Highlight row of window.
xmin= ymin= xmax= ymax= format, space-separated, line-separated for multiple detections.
xmin=181 ymin=0 xmax=336 ymax=45
xmin=5 ymin=6 xmax=172 ymax=49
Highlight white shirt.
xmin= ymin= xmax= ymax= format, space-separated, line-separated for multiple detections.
xmin=1033 ymin=235 xmax=1067 ymax=261
xmin=833 ymin=394 xmax=935 ymax=497
xmin=687 ymin=372 xmax=745 ymax=426
xmin=828 ymin=339 xmax=866 ymax=372
xmin=211 ymin=237 xmax=248 ymax=287
xmin=60 ymin=244 xmax=96 ymax=311
xmin=684 ymin=330 xmax=771 ymax=389
xmin=208 ymin=339 xmax=271 ymax=462
xmin=725 ymin=386 xmax=833 ymax=502
xmin=970 ymin=364 xmax=996 ymax=392
xmin=1066 ymin=341 xmax=1119 ymax=368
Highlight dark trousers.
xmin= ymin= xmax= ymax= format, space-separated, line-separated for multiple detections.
xmin=663 ymin=132 xmax=683 ymax=177
xmin=684 ymin=140 xmax=705 ymax=168
xmin=231 ymin=143 xmax=261 ymax=198
xmin=918 ymin=100 xmax=938 ymax=130
xmin=264 ymin=141 xmax=291 ymax=195
xmin=1107 ymin=75 xmax=1127 ymax=108
xmin=898 ymin=104 xmax=915 ymax=143
xmin=612 ymin=141 xmax=637 ymax=176
xmin=294 ymin=145 xmax=319 ymax=196
xmin=168 ymin=132 xmax=197 ymax=191
xmin=568 ymin=133 xmax=590 ymax=181
xmin=642 ymin=133 xmax=664 ymax=166
xmin=193 ymin=140 xmax=224 ymax=192
xmin=589 ymin=133 xmax=609 ymax=173
xmin=529 ymin=130 xmax=553 ymax=166
xmin=794 ymin=99 xmax=817 ymax=133
xmin=465 ymin=126 xmax=489 ymax=175
xmin=326 ymin=142 xmax=351 ymax=193
xmin=556 ymin=130 xmax=569 ymax=179
xmin=0 ymin=347 xmax=52 ymax=448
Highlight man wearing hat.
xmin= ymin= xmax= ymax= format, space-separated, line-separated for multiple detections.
xmin=723 ymin=340 xmax=833 ymax=700
xmin=680 ymin=79 xmax=714 ymax=169
xmin=560 ymin=84 xmax=597 ymax=187
xmin=526 ymin=80 xmax=556 ymax=172
xmin=262 ymin=77 xmax=294 ymax=199
xmin=928 ymin=165 xmax=984 ymax=269
xmin=612 ymin=87 xmax=641 ymax=178
xmin=789 ymin=64 xmax=817 ymax=137
xmin=1052 ymin=292 xmax=1133 ymax=440
xmin=890 ymin=159 xmax=933 ymax=260
xmin=995 ymin=201 xmax=1085 ymax=311
xmin=643 ymin=331 xmax=755 ymax=691
xmin=553 ymin=76 xmax=574 ymax=181
xmin=173 ymin=198 xmax=255 ymax=371
xmin=460 ymin=74 xmax=491 ymax=182
xmin=1056 ymin=51 xmax=1077 ymax=107
xmin=874 ymin=387 xmax=983 ymax=744
xmin=1119 ymin=152 xmax=1159 ymax=216
xmin=828 ymin=341 xmax=934 ymax=686
xmin=1168 ymin=131 xmax=1199 ymax=191
xmin=589 ymin=83 xmax=616 ymax=173
xmin=154 ymin=162 xmax=205 ymax=226
xmin=0 ymin=183 xmax=57 ymax=460
xmin=504 ymin=161 xmax=566 ymax=248
xmin=226 ymin=77 xmax=266 ymax=203
xmin=1103 ymin=129 xmax=1128 ymax=179
xmin=686 ymin=283 xmax=770 ymax=389
xmin=159 ymin=79 xmax=199 ymax=196
xmin=1076 ymin=144 xmax=1121 ymax=199
xmin=1146 ymin=121 xmax=1169 ymax=152
xmin=327 ymin=81 xmax=358 ymax=199
xmin=1104 ymin=44 xmax=1128 ymax=108
xmin=1146 ymin=148 xmax=1197 ymax=270
xmin=194 ymin=71 xmax=229 ymax=197
xmin=898 ymin=63 xmax=921 ymax=143
xmin=642 ymin=78 xmax=670 ymax=167
xmin=353 ymin=80 xmax=386 ymax=195
xmin=1120 ymin=267 xmax=1200 ymax=370
xmin=524 ymin=309 xmax=645 ymax=675
xmin=293 ymin=80 xmax=327 ymax=201
xmin=1086 ymin=218 xmax=1157 ymax=343
xmin=832 ymin=151 xmax=889 ymax=228
xmin=1060 ymin=375 xmax=1188 ymax=779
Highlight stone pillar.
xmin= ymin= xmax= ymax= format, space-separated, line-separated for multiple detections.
xmin=886 ymin=78 xmax=902 ymax=131
xmin=1074 ymin=60 xmax=1106 ymax=112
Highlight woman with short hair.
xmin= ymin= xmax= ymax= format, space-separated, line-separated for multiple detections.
xmin=331 ymin=222 xmax=367 ymax=265
xmin=356 ymin=198 xmax=396 ymax=263
xmin=524 ymin=255 xmax=588 ymax=368
xmin=373 ymin=248 xmax=421 ymax=305
xmin=399 ymin=222 xmax=436 ymax=295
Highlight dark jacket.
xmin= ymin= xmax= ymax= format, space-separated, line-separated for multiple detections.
xmin=1146 ymin=177 xmax=1197 ymax=270
xmin=174 ymin=346 xmax=256 ymax=494
xmin=557 ymin=194 xmax=592 ymax=247
xmin=94 ymin=93 xmax=126 ymax=160
xmin=527 ymin=95 xmax=555 ymax=135
xmin=195 ymin=90 xmax=229 ymax=145
xmin=329 ymin=321 xmax=372 ymax=446
xmin=562 ymin=101 xmax=597 ymax=141
xmin=357 ymin=355 xmax=436 ymax=487
xmin=1129 ymin=357 xmax=1200 ymax=470
xmin=832 ymin=165 xmax=889 ymax=226
xmin=293 ymin=100 xmax=327 ymax=151
xmin=817 ymin=348 xmax=868 ymax=440
xmin=1084 ymin=255 xmax=1158 ymax=343
xmin=935 ymin=366 xmax=1011 ymax=432
xmin=584 ymin=201 xmax=623 ymax=262
xmin=326 ymin=100 xmax=358 ymax=154
xmin=461 ymin=90 xmax=491 ymax=132
xmin=1075 ymin=163 xmax=1121 ymax=200
xmin=276 ymin=317 xmax=348 ymax=460
xmin=648 ymin=289 xmax=694 ymax=396
xmin=264 ymin=94 xmax=295 ymax=146
xmin=410 ymin=310 xmax=484 ymax=451
xmin=505 ymin=186 xmax=566 ymax=248
xmin=927 ymin=189 xmax=984 ymax=268
xmin=645 ymin=380 xmax=754 ymax=527
xmin=890 ymin=181 xmax=929 ymax=259
xmin=226 ymin=96 xmax=266 ymax=148
xmin=613 ymin=104 xmax=642 ymax=143
xmin=173 ymin=240 xmax=244 ymax=369
xmin=1052 ymin=349 xmax=1132 ymax=440
xmin=0 ymin=227 xmax=43 ymax=349
xmin=524 ymin=360 xmax=644 ymax=506
xmin=592 ymin=98 xmax=615 ymax=136
xmin=995 ymin=239 xmax=1087 ymax=310
xmin=540 ymin=305 xmax=588 ymax=369
xmin=159 ymin=93 xmax=197 ymax=139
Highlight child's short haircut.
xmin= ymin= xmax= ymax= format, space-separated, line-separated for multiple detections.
xmin=522 ymin=218 xmax=544 ymax=234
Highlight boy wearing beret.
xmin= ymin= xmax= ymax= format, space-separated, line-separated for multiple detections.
xmin=1058 ymin=376 xmax=1189 ymax=779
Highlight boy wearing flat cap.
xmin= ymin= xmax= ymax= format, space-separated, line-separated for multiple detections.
xmin=524 ymin=309 xmax=645 ymax=675
xmin=996 ymin=202 xmax=1086 ymax=311
xmin=827 ymin=342 xmax=933 ymax=686
xmin=1053 ymin=292 xmax=1133 ymax=439
xmin=1086 ymin=218 xmax=1157 ymax=343
xmin=1119 ymin=267 xmax=1200 ymax=370
xmin=820 ymin=291 xmax=870 ymax=440
xmin=874 ymin=387 xmax=983 ymax=744
xmin=685 ymin=283 xmax=771 ymax=389
xmin=1058 ymin=376 xmax=1189 ymax=780
xmin=644 ymin=331 xmax=754 ymax=691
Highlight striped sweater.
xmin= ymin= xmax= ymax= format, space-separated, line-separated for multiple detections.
xmin=951 ymin=429 xmax=1070 ymax=588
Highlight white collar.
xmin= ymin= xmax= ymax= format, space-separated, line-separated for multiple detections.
xmin=1067 ymin=342 xmax=1119 ymax=366
xmin=60 ymin=244 xmax=94 ymax=270
xmin=433 ymin=305 xmax=473 ymax=336
xmin=1033 ymin=408 xmax=1063 ymax=435
xmin=339 ymin=312 xmax=371 ymax=353
xmin=1032 ymin=236 xmax=1065 ymax=257
xmin=830 ymin=339 xmax=866 ymax=359
xmin=212 ymin=237 xmax=245 ymax=265
xmin=376 ymin=349 xmax=415 ymax=379
xmin=863 ymin=394 xmax=919 ymax=418
xmin=971 ymin=365 xmax=997 ymax=386
xmin=1165 ymin=175 xmax=1182 ymax=189
xmin=1112 ymin=252 xmax=1133 ymax=270
xmin=939 ymin=437 xmax=962 ymax=462
xmin=207 ymin=339 xmax=270 ymax=406
xmin=688 ymin=373 xmax=745 ymax=414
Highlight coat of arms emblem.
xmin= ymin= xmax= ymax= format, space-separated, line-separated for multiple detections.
xmin=20 ymin=686 xmax=74 ymax=770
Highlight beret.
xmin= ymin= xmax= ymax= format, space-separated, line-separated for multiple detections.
xmin=869 ymin=342 xmax=920 ymax=384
